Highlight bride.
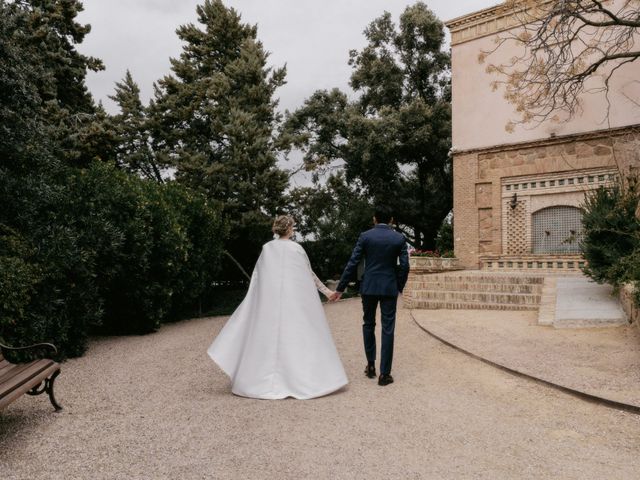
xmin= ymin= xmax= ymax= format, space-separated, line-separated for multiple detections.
xmin=207 ymin=215 xmax=348 ymax=399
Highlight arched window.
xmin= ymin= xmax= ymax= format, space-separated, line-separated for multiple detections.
xmin=532 ymin=206 xmax=584 ymax=254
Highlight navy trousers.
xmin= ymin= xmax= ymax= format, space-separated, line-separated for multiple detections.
xmin=361 ymin=294 xmax=398 ymax=375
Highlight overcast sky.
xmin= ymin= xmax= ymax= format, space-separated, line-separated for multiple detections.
xmin=78 ymin=0 xmax=498 ymax=113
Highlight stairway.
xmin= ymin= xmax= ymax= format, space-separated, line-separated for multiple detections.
xmin=405 ymin=271 xmax=544 ymax=311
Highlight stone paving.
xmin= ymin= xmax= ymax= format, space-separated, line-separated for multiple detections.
xmin=554 ymin=277 xmax=628 ymax=327
xmin=1 ymin=299 xmax=639 ymax=479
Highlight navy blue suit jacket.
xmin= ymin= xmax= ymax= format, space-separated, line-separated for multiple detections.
xmin=337 ymin=224 xmax=410 ymax=296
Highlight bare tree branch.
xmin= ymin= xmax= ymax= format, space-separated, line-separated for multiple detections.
xmin=483 ymin=0 xmax=640 ymax=127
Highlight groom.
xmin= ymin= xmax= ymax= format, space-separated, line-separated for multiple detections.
xmin=330 ymin=207 xmax=410 ymax=386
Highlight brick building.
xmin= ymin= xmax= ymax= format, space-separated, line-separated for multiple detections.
xmin=446 ymin=1 xmax=640 ymax=271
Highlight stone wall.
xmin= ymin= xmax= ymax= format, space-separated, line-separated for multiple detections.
xmin=453 ymin=153 xmax=480 ymax=268
xmin=452 ymin=125 xmax=639 ymax=268
xmin=409 ymin=257 xmax=461 ymax=273
xmin=620 ymin=284 xmax=640 ymax=328
xmin=612 ymin=128 xmax=640 ymax=180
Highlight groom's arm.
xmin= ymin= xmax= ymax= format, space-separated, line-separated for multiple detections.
xmin=396 ymin=239 xmax=410 ymax=293
xmin=336 ymin=234 xmax=365 ymax=293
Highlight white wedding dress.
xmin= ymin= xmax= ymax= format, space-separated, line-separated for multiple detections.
xmin=207 ymin=239 xmax=348 ymax=399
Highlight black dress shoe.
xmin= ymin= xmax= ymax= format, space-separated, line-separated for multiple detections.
xmin=364 ymin=365 xmax=376 ymax=378
xmin=378 ymin=374 xmax=394 ymax=386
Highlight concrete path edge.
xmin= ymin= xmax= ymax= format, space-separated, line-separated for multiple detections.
xmin=409 ymin=310 xmax=640 ymax=415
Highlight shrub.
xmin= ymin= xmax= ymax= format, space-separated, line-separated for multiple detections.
xmin=0 ymin=168 xmax=105 ymax=358
xmin=66 ymin=163 xmax=161 ymax=334
xmin=0 ymin=226 xmax=42 ymax=346
xmin=581 ymin=180 xmax=640 ymax=305
xmin=164 ymin=184 xmax=227 ymax=318
xmin=69 ymin=163 xmax=226 ymax=334
xmin=0 ymin=162 xmax=227 ymax=357
xmin=435 ymin=215 xmax=454 ymax=253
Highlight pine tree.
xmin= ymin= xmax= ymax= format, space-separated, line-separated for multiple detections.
xmin=3 ymin=0 xmax=111 ymax=166
xmin=9 ymin=0 xmax=103 ymax=113
xmin=149 ymin=0 xmax=289 ymax=273
xmin=0 ymin=1 xmax=53 ymax=172
xmin=109 ymin=71 xmax=163 ymax=182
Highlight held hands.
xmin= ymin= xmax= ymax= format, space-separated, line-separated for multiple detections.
xmin=329 ymin=291 xmax=343 ymax=302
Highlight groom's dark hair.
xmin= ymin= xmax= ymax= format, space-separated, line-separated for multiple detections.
xmin=374 ymin=206 xmax=393 ymax=224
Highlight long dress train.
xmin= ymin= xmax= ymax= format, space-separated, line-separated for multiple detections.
xmin=207 ymin=239 xmax=348 ymax=399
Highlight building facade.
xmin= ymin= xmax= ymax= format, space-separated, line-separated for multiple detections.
xmin=446 ymin=1 xmax=640 ymax=271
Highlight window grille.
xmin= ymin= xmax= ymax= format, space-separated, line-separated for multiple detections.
xmin=532 ymin=206 xmax=584 ymax=254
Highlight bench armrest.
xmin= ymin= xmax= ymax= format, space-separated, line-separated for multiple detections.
xmin=0 ymin=342 xmax=58 ymax=356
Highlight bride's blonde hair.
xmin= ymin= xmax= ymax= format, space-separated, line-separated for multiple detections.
xmin=272 ymin=215 xmax=295 ymax=237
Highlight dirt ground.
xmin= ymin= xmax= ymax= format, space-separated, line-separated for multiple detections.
xmin=1 ymin=299 xmax=639 ymax=479
xmin=412 ymin=309 xmax=640 ymax=407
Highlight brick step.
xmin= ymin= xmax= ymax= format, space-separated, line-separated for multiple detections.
xmin=406 ymin=282 xmax=541 ymax=294
xmin=408 ymin=274 xmax=544 ymax=285
xmin=408 ymin=300 xmax=539 ymax=311
xmin=481 ymin=267 xmax=584 ymax=275
xmin=410 ymin=290 xmax=541 ymax=305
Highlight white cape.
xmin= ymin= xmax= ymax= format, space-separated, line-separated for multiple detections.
xmin=208 ymin=239 xmax=348 ymax=399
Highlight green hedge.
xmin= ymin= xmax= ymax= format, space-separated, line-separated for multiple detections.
xmin=0 ymin=226 xmax=42 ymax=345
xmin=0 ymin=163 xmax=226 ymax=358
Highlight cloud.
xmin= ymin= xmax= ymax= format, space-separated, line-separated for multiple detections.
xmin=79 ymin=0 xmax=498 ymax=114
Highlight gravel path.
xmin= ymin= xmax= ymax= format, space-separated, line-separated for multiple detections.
xmin=1 ymin=299 xmax=639 ymax=479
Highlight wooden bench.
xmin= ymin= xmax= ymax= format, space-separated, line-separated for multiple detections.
xmin=0 ymin=342 xmax=62 ymax=411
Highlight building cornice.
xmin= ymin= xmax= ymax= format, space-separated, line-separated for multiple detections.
xmin=445 ymin=1 xmax=554 ymax=46
xmin=450 ymin=123 xmax=640 ymax=157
